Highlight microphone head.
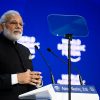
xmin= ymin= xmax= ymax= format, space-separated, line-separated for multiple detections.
xmin=47 ymin=48 xmax=52 ymax=52
xmin=34 ymin=45 xmax=38 ymax=50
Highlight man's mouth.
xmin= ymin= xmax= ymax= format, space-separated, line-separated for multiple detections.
xmin=14 ymin=30 xmax=21 ymax=34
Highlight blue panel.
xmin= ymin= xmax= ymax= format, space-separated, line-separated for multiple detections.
xmin=0 ymin=0 xmax=100 ymax=96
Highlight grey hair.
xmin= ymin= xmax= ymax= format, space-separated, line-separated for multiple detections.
xmin=0 ymin=10 xmax=22 ymax=23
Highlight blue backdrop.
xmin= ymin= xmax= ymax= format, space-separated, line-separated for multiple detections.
xmin=0 ymin=0 xmax=100 ymax=96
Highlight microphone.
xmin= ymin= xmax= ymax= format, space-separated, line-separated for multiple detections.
xmin=47 ymin=48 xmax=67 ymax=64
xmin=47 ymin=48 xmax=83 ymax=85
xmin=35 ymin=45 xmax=55 ymax=84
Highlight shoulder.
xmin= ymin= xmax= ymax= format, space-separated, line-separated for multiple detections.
xmin=17 ymin=42 xmax=30 ymax=53
xmin=0 ymin=32 xmax=3 ymax=39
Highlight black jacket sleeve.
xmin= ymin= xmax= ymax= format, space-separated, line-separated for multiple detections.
xmin=0 ymin=74 xmax=12 ymax=90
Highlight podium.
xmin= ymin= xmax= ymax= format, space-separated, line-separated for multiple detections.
xmin=19 ymin=84 xmax=99 ymax=100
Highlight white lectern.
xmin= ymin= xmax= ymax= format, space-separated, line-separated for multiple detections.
xmin=19 ymin=84 xmax=99 ymax=100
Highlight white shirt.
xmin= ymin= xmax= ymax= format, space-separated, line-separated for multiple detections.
xmin=11 ymin=74 xmax=18 ymax=85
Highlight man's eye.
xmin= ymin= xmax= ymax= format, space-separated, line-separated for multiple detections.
xmin=19 ymin=23 xmax=23 ymax=26
xmin=9 ymin=22 xmax=23 ymax=26
xmin=10 ymin=22 xmax=17 ymax=24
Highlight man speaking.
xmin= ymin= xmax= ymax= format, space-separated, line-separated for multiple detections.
xmin=0 ymin=10 xmax=42 ymax=100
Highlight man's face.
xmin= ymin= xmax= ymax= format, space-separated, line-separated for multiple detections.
xmin=3 ymin=14 xmax=23 ymax=41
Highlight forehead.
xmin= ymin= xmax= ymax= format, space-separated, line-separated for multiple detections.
xmin=6 ymin=14 xmax=23 ymax=22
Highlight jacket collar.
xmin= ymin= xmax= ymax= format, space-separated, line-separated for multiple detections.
xmin=0 ymin=32 xmax=17 ymax=45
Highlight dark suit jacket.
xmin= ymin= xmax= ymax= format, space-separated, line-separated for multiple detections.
xmin=0 ymin=33 xmax=36 ymax=100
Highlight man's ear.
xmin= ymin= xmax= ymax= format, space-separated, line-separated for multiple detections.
xmin=0 ymin=24 xmax=3 ymax=32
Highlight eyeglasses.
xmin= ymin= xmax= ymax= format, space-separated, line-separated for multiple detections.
xmin=4 ymin=21 xmax=24 ymax=27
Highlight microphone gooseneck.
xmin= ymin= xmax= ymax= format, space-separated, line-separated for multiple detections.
xmin=47 ymin=47 xmax=83 ymax=85
xmin=35 ymin=45 xmax=55 ymax=84
xmin=47 ymin=48 xmax=67 ymax=64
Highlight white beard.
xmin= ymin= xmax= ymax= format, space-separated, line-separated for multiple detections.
xmin=3 ymin=27 xmax=23 ymax=41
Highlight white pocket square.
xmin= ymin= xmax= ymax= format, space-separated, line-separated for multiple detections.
xmin=28 ymin=54 xmax=35 ymax=60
